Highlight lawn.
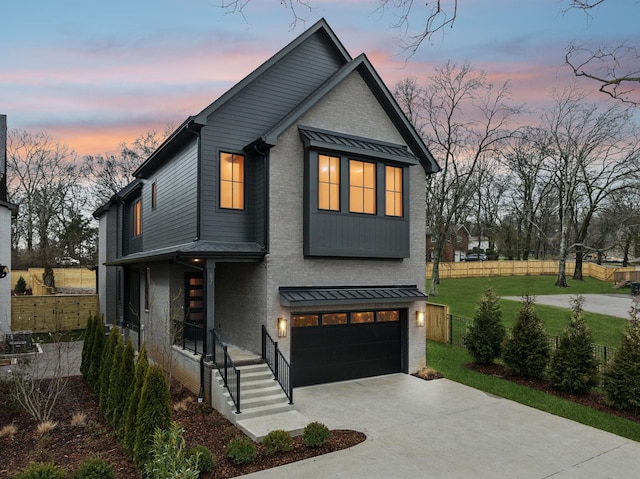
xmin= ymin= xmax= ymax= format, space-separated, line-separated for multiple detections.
xmin=427 ymin=341 xmax=640 ymax=442
xmin=428 ymin=275 xmax=628 ymax=347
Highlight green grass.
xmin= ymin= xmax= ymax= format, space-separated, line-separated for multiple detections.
xmin=427 ymin=340 xmax=640 ymax=442
xmin=429 ymin=276 xmax=628 ymax=347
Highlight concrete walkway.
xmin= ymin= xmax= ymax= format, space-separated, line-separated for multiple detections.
xmin=244 ymin=374 xmax=640 ymax=478
xmin=502 ymin=293 xmax=636 ymax=319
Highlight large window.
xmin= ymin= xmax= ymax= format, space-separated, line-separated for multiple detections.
xmin=132 ymin=199 xmax=142 ymax=237
xmin=349 ymin=159 xmax=376 ymax=214
xmin=220 ymin=152 xmax=244 ymax=209
xmin=318 ymin=154 xmax=340 ymax=211
xmin=385 ymin=166 xmax=403 ymax=217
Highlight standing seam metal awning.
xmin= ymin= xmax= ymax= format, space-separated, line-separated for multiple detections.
xmin=279 ymin=286 xmax=428 ymax=307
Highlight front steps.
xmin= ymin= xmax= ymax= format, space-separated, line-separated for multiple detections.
xmin=211 ymin=361 xmax=308 ymax=441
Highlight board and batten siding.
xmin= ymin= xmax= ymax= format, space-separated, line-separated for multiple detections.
xmin=142 ymin=139 xmax=198 ymax=251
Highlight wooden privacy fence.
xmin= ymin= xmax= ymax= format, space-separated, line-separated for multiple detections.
xmin=11 ymin=295 xmax=98 ymax=332
xmin=427 ymin=260 xmax=636 ymax=283
xmin=426 ymin=303 xmax=451 ymax=344
xmin=10 ymin=268 xmax=96 ymax=291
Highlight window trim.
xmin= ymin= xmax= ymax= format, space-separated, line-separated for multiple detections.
xmin=292 ymin=309 xmax=400 ymax=327
xmin=219 ymin=152 xmax=245 ymax=210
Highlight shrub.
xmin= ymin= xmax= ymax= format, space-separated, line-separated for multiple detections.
xmin=133 ymin=364 xmax=172 ymax=467
xmin=226 ymin=437 xmax=257 ymax=465
xmin=14 ymin=275 xmax=27 ymax=294
xmin=143 ymin=422 xmax=200 ymax=479
xmin=123 ymin=345 xmax=148 ymax=452
xmin=187 ymin=444 xmax=216 ymax=473
xmin=99 ymin=327 xmax=121 ymax=414
xmin=464 ymin=288 xmax=506 ymax=364
xmin=548 ymin=296 xmax=599 ymax=394
xmin=86 ymin=319 xmax=106 ymax=392
xmin=14 ymin=462 xmax=66 ymax=479
xmin=303 ymin=421 xmax=330 ymax=447
xmin=105 ymin=337 xmax=124 ymax=424
xmin=604 ymin=320 xmax=640 ymax=414
xmin=71 ymin=456 xmax=115 ymax=479
xmin=262 ymin=429 xmax=293 ymax=455
xmin=80 ymin=316 xmax=96 ymax=378
xmin=42 ymin=266 xmax=55 ymax=288
xmin=503 ymin=295 xmax=550 ymax=378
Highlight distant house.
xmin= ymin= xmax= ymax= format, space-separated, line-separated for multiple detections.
xmin=0 ymin=114 xmax=18 ymax=335
xmin=94 ymin=19 xmax=439 ymax=413
xmin=426 ymin=225 xmax=469 ymax=262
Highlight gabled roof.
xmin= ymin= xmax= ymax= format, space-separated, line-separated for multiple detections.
xmin=257 ymin=53 xmax=439 ymax=173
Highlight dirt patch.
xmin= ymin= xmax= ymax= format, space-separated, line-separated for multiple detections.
xmin=0 ymin=376 xmax=365 ymax=478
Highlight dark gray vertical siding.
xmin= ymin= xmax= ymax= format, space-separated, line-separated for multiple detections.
xmin=143 ymin=139 xmax=198 ymax=250
xmin=199 ymin=33 xmax=344 ymax=243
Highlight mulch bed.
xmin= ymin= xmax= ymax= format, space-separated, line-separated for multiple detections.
xmin=465 ymin=362 xmax=640 ymax=424
xmin=0 ymin=376 xmax=365 ymax=479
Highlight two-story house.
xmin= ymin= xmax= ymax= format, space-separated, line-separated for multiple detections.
xmin=94 ymin=19 xmax=439 ymax=411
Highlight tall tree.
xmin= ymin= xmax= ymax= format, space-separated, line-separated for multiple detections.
xmin=416 ymin=62 xmax=520 ymax=294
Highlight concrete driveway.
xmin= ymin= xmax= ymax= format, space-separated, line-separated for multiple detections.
xmin=502 ymin=293 xmax=636 ymax=320
xmin=244 ymin=374 xmax=640 ymax=478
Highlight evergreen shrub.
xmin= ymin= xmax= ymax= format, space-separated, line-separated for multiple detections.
xmin=464 ymin=287 xmax=506 ymax=364
xmin=226 ymin=437 xmax=257 ymax=465
xmin=303 ymin=421 xmax=330 ymax=447
xmin=14 ymin=462 xmax=67 ymax=479
xmin=262 ymin=429 xmax=293 ymax=455
xmin=604 ymin=321 xmax=640 ymax=414
xmin=71 ymin=456 xmax=115 ymax=479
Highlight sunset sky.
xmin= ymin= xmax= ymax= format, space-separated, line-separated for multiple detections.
xmin=1 ymin=0 xmax=635 ymax=157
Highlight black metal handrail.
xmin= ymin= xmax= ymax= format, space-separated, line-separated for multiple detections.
xmin=261 ymin=325 xmax=293 ymax=404
xmin=174 ymin=320 xmax=205 ymax=355
xmin=211 ymin=329 xmax=241 ymax=414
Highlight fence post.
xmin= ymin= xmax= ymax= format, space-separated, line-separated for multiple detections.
xmin=448 ymin=314 xmax=453 ymax=345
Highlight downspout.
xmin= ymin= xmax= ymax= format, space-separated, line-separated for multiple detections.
xmin=174 ymin=257 xmax=206 ymax=402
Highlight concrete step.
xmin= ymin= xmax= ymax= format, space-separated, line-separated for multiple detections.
xmin=234 ymin=401 xmax=295 ymax=421
xmin=236 ymin=410 xmax=309 ymax=442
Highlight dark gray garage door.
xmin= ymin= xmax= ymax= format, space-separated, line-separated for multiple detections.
xmin=291 ymin=310 xmax=403 ymax=386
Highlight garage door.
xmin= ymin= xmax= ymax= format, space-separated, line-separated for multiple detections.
xmin=291 ymin=310 xmax=404 ymax=387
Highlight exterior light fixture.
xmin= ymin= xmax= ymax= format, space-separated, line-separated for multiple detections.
xmin=0 ymin=265 xmax=7 ymax=279
xmin=415 ymin=310 xmax=425 ymax=327
xmin=277 ymin=317 xmax=287 ymax=337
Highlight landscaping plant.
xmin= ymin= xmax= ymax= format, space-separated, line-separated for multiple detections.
xmin=464 ymin=287 xmax=506 ymax=364
xmin=303 ymin=421 xmax=330 ymax=447
xmin=123 ymin=344 xmax=148 ymax=452
xmin=80 ymin=315 xmax=96 ymax=378
xmin=98 ymin=327 xmax=120 ymax=414
xmin=262 ymin=429 xmax=293 ymax=455
xmin=71 ymin=455 xmax=115 ymax=479
xmin=187 ymin=444 xmax=216 ymax=474
xmin=604 ymin=312 xmax=640 ymax=414
xmin=14 ymin=461 xmax=67 ymax=479
xmin=548 ymin=296 xmax=599 ymax=394
xmin=86 ymin=319 xmax=106 ymax=392
xmin=143 ymin=422 xmax=200 ymax=479
xmin=503 ymin=295 xmax=550 ymax=378
xmin=226 ymin=437 xmax=257 ymax=465
xmin=133 ymin=364 xmax=172 ymax=467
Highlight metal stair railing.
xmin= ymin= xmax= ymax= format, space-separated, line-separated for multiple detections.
xmin=210 ymin=329 xmax=241 ymax=414
xmin=261 ymin=325 xmax=293 ymax=404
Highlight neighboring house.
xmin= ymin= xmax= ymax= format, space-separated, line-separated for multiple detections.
xmin=468 ymin=235 xmax=490 ymax=253
xmin=0 ymin=114 xmax=18 ymax=335
xmin=94 ymin=19 xmax=439 ymax=405
xmin=426 ymin=225 xmax=469 ymax=262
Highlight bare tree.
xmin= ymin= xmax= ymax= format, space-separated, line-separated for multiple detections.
xmin=415 ymin=62 xmax=520 ymax=294
xmin=7 ymin=130 xmax=83 ymax=263
xmin=543 ymin=89 xmax=640 ymax=286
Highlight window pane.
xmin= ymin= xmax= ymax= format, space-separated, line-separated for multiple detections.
xmin=364 ymin=188 xmax=376 ymax=214
xmin=385 ymin=166 xmax=402 ymax=217
xmin=349 ymin=160 xmax=376 ymax=214
xmin=377 ymin=310 xmax=399 ymax=322
xmin=322 ymin=313 xmax=347 ymax=325
xmin=292 ymin=315 xmax=319 ymax=327
xmin=132 ymin=200 xmax=142 ymax=237
xmin=364 ymin=162 xmax=375 ymax=187
xmin=220 ymin=152 xmax=244 ymax=209
xmin=319 ymin=155 xmax=340 ymax=211
xmin=351 ymin=311 xmax=374 ymax=323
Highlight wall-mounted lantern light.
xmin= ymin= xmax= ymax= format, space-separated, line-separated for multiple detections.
xmin=277 ymin=317 xmax=287 ymax=337
xmin=415 ymin=310 xmax=425 ymax=328
xmin=0 ymin=265 xmax=8 ymax=279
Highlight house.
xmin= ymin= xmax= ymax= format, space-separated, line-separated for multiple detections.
xmin=94 ymin=19 xmax=440 ymax=413
xmin=426 ymin=224 xmax=469 ymax=262
xmin=0 ymin=114 xmax=19 ymax=335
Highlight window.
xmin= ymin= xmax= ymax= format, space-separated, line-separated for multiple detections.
xmin=220 ymin=152 xmax=244 ymax=209
xmin=132 ymin=199 xmax=142 ymax=237
xmin=318 ymin=154 xmax=340 ymax=211
xmin=385 ymin=166 xmax=403 ymax=217
xmin=151 ymin=182 xmax=157 ymax=209
xmin=349 ymin=160 xmax=376 ymax=214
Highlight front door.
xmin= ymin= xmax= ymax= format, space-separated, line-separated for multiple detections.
xmin=185 ymin=273 xmax=205 ymax=340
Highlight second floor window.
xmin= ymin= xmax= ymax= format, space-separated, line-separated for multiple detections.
xmin=132 ymin=199 xmax=142 ymax=237
xmin=385 ymin=166 xmax=403 ymax=217
xmin=220 ymin=152 xmax=245 ymax=209
xmin=349 ymin=159 xmax=376 ymax=214
xmin=318 ymin=154 xmax=340 ymax=211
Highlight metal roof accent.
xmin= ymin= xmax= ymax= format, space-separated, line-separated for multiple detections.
xmin=299 ymin=126 xmax=420 ymax=165
xmin=279 ymin=285 xmax=428 ymax=307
